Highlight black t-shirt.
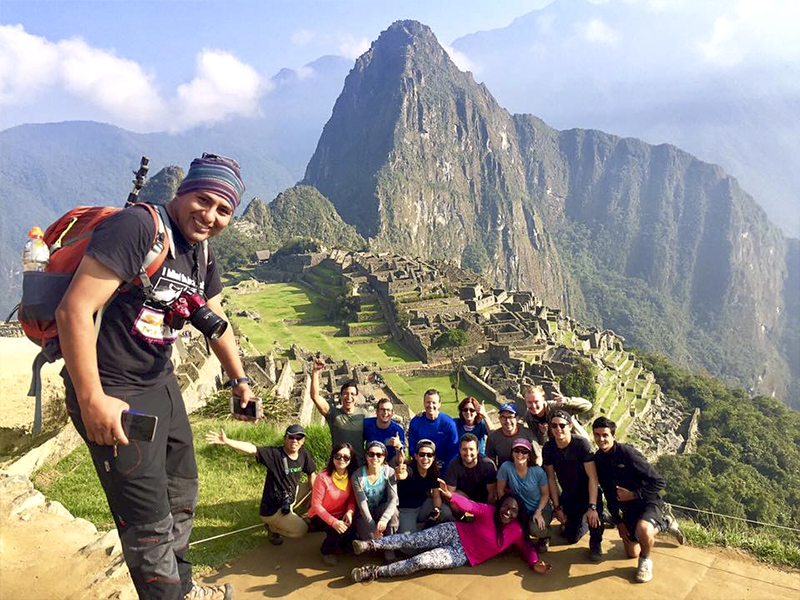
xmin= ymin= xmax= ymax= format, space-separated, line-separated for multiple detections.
xmin=85 ymin=205 xmax=222 ymax=394
xmin=444 ymin=456 xmax=497 ymax=503
xmin=256 ymin=446 xmax=316 ymax=516
xmin=543 ymin=436 xmax=595 ymax=503
xmin=397 ymin=462 xmax=438 ymax=509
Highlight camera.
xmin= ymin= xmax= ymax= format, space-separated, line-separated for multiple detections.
xmin=163 ymin=291 xmax=227 ymax=339
xmin=281 ymin=493 xmax=294 ymax=515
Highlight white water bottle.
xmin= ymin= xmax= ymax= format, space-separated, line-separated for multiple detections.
xmin=22 ymin=226 xmax=50 ymax=272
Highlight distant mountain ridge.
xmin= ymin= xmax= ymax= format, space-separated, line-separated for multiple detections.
xmin=302 ymin=20 xmax=798 ymax=404
xmin=451 ymin=0 xmax=800 ymax=238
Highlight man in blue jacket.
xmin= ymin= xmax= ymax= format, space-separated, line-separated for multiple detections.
xmin=407 ymin=389 xmax=458 ymax=467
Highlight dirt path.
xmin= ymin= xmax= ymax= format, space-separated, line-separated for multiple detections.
xmin=0 ymin=337 xmax=64 ymax=430
xmin=196 ymin=528 xmax=799 ymax=600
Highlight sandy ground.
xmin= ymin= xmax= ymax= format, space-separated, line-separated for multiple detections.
xmin=196 ymin=528 xmax=799 ymax=600
xmin=0 ymin=337 xmax=64 ymax=429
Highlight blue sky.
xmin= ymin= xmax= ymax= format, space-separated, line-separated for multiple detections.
xmin=0 ymin=0 xmax=548 ymax=131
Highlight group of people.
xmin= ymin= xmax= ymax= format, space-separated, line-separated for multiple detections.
xmin=211 ymin=373 xmax=686 ymax=586
xmin=54 ymin=152 xmax=683 ymax=600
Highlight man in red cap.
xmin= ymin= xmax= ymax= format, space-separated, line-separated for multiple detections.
xmin=56 ymin=153 xmax=252 ymax=600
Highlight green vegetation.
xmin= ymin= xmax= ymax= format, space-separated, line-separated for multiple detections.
xmin=226 ymin=282 xmax=414 ymax=365
xmin=558 ymin=358 xmax=597 ymax=401
xmin=641 ymin=352 xmax=800 ymax=567
xmin=274 ymin=236 xmax=323 ymax=256
xmin=209 ymin=225 xmax=261 ymax=273
xmin=431 ymin=329 xmax=471 ymax=402
xmin=382 ymin=372 xmax=490 ymax=415
xmin=34 ymin=420 xmax=333 ymax=572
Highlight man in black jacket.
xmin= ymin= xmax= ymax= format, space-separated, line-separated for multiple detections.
xmin=592 ymin=417 xmax=685 ymax=583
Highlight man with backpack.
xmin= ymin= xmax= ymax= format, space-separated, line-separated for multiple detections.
xmin=55 ymin=154 xmax=251 ymax=600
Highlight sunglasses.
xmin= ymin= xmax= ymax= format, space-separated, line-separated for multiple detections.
xmin=461 ymin=408 xmax=476 ymax=413
xmin=333 ymin=453 xmax=351 ymax=462
xmin=512 ymin=448 xmax=531 ymax=455
xmin=367 ymin=451 xmax=385 ymax=458
xmin=286 ymin=435 xmax=305 ymax=441
xmin=550 ymin=422 xmax=568 ymax=430
xmin=417 ymin=451 xmax=434 ymax=458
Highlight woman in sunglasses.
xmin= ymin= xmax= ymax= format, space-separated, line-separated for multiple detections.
xmin=351 ymin=483 xmax=552 ymax=582
xmin=309 ymin=442 xmax=358 ymax=565
xmin=454 ymin=397 xmax=493 ymax=454
xmin=395 ymin=440 xmax=454 ymax=533
xmin=496 ymin=438 xmax=553 ymax=553
xmin=352 ymin=440 xmax=399 ymax=553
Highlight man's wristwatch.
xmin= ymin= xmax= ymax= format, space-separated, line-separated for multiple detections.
xmin=223 ymin=376 xmax=252 ymax=388
xmin=588 ymin=503 xmax=598 ymax=511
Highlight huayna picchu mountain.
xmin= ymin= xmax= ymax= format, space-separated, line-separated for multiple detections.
xmin=303 ymin=20 xmax=799 ymax=405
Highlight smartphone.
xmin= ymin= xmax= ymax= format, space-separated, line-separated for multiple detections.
xmin=231 ymin=397 xmax=262 ymax=420
xmin=121 ymin=411 xmax=158 ymax=443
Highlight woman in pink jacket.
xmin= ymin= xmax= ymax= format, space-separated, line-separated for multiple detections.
xmin=351 ymin=479 xmax=552 ymax=582
xmin=308 ymin=442 xmax=358 ymax=565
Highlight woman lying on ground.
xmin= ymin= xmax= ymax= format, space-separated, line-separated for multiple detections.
xmin=352 ymin=440 xmax=399 ymax=555
xmin=453 ymin=397 xmax=494 ymax=454
xmin=395 ymin=439 xmax=454 ymax=533
xmin=496 ymin=438 xmax=553 ymax=553
xmin=308 ymin=442 xmax=358 ymax=565
xmin=350 ymin=479 xmax=552 ymax=582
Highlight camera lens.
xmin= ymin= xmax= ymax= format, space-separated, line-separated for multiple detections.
xmin=190 ymin=305 xmax=228 ymax=339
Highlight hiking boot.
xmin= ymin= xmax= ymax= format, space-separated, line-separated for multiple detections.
xmin=588 ymin=540 xmax=603 ymax=562
xmin=351 ymin=564 xmax=380 ymax=583
xmin=322 ymin=553 xmax=338 ymax=566
xmin=266 ymin=528 xmax=284 ymax=546
xmin=352 ymin=539 xmax=375 ymax=555
xmin=664 ymin=505 xmax=686 ymax=545
xmin=185 ymin=581 xmax=234 ymax=599
xmin=635 ymin=556 xmax=653 ymax=583
xmin=535 ymin=537 xmax=550 ymax=554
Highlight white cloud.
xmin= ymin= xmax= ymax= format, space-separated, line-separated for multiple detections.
xmin=171 ymin=50 xmax=266 ymax=131
xmin=0 ymin=24 xmax=59 ymax=103
xmin=0 ymin=25 xmax=270 ymax=132
xmin=294 ymin=65 xmax=316 ymax=80
xmin=698 ymin=0 xmax=800 ymax=67
xmin=579 ymin=18 xmax=619 ymax=45
xmin=443 ymin=45 xmax=479 ymax=73
xmin=58 ymin=37 xmax=166 ymax=127
xmin=0 ymin=24 xmax=164 ymax=126
xmin=291 ymin=29 xmax=316 ymax=45
xmin=338 ymin=35 xmax=370 ymax=59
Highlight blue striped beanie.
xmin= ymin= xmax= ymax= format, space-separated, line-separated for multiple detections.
xmin=177 ymin=153 xmax=245 ymax=210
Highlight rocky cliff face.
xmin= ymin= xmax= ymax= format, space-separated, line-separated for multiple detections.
xmin=303 ymin=21 xmax=569 ymax=309
xmin=302 ymin=20 xmax=798 ymax=403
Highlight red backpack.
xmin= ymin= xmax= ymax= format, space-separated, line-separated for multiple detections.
xmin=16 ymin=202 xmax=170 ymax=434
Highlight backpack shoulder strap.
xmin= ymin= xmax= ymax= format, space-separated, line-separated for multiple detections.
xmin=126 ymin=203 xmax=171 ymax=295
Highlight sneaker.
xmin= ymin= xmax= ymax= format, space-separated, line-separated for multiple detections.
xmin=664 ymin=505 xmax=686 ymax=545
xmin=535 ymin=537 xmax=550 ymax=554
xmin=322 ymin=553 xmax=338 ymax=566
xmin=635 ymin=556 xmax=653 ymax=583
xmin=351 ymin=565 xmax=380 ymax=583
xmin=185 ymin=582 xmax=234 ymax=599
xmin=588 ymin=540 xmax=603 ymax=562
xmin=267 ymin=530 xmax=284 ymax=546
xmin=352 ymin=539 xmax=374 ymax=555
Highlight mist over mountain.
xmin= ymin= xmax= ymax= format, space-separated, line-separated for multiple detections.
xmin=451 ymin=0 xmax=800 ymax=238
xmin=303 ymin=20 xmax=798 ymax=405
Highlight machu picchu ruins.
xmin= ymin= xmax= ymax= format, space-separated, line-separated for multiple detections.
xmin=238 ymin=247 xmax=697 ymax=459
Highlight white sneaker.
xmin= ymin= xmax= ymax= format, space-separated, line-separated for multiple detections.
xmin=635 ymin=556 xmax=653 ymax=583
xmin=664 ymin=504 xmax=686 ymax=545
